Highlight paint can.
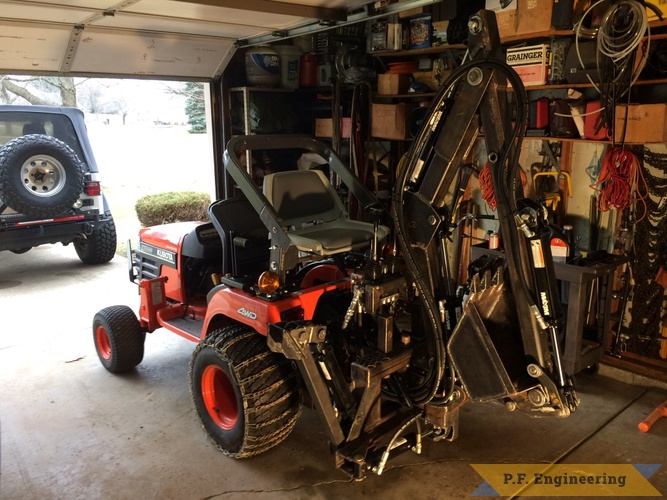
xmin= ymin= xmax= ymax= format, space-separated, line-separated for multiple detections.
xmin=488 ymin=231 xmax=500 ymax=250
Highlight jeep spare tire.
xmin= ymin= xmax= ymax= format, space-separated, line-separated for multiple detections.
xmin=0 ymin=134 xmax=84 ymax=217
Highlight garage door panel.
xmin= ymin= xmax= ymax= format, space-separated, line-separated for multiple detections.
xmin=90 ymin=12 xmax=265 ymax=39
xmin=0 ymin=2 xmax=91 ymax=24
xmin=70 ymin=29 xmax=235 ymax=78
xmin=0 ymin=25 xmax=71 ymax=72
xmin=10 ymin=0 xmax=113 ymax=8
xmin=123 ymin=0 xmax=312 ymax=30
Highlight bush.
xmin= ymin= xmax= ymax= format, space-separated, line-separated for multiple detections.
xmin=135 ymin=191 xmax=210 ymax=227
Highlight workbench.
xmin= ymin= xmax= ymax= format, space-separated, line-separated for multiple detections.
xmin=470 ymin=246 xmax=627 ymax=375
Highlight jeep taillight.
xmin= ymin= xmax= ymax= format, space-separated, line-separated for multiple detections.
xmin=85 ymin=181 xmax=101 ymax=196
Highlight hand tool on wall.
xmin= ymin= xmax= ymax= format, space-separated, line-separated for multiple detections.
xmin=531 ymin=140 xmax=571 ymax=225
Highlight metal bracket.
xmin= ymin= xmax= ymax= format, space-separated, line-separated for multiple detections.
xmin=59 ymin=25 xmax=84 ymax=73
xmin=347 ymin=349 xmax=412 ymax=441
xmin=267 ymin=322 xmax=345 ymax=445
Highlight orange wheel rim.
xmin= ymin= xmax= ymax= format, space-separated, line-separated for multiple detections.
xmin=95 ymin=325 xmax=111 ymax=360
xmin=201 ymin=365 xmax=238 ymax=430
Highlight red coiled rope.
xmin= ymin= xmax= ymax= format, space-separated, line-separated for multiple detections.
xmin=591 ymin=146 xmax=647 ymax=221
xmin=479 ymin=162 xmax=497 ymax=210
xmin=479 ymin=162 xmax=528 ymax=211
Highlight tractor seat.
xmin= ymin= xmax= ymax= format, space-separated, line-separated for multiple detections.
xmin=263 ymin=169 xmax=389 ymax=256
xmin=208 ymin=197 xmax=270 ymax=279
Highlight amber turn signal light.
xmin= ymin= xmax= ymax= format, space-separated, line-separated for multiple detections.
xmin=258 ymin=271 xmax=280 ymax=294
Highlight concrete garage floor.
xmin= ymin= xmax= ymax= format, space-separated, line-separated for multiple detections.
xmin=1 ymin=245 xmax=667 ymax=499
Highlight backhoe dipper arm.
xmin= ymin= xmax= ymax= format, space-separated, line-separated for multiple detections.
xmin=394 ymin=10 xmax=578 ymax=415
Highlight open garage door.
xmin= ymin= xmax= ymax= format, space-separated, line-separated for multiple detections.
xmin=0 ymin=0 xmax=437 ymax=80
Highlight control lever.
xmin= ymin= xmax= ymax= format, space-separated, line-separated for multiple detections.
xmin=366 ymin=206 xmax=384 ymax=280
xmin=369 ymin=206 xmax=383 ymax=262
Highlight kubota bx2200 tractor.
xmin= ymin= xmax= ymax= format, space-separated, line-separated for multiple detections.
xmin=93 ymin=11 xmax=578 ymax=478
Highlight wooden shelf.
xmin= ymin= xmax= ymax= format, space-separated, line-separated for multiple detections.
xmin=500 ymin=18 xmax=667 ymax=44
xmin=374 ymin=92 xmax=437 ymax=99
xmin=370 ymin=19 xmax=667 ymax=57
xmin=229 ymin=86 xmax=294 ymax=92
xmin=523 ymin=136 xmax=606 ymax=143
xmin=372 ymin=44 xmax=466 ymax=58
xmin=515 ymin=77 xmax=667 ymax=91
xmin=501 ymin=28 xmax=574 ymax=44
xmin=521 ymin=135 xmax=667 ymax=145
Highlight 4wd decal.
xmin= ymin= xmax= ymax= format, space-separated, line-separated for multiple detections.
xmin=139 ymin=242 xmax=177 ymax=268
xmin=237 ymin=307 xmax=257 ymax=320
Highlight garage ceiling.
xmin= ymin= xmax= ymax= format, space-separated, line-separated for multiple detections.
xmin=0 ymin=0 xmax=436 ymax=80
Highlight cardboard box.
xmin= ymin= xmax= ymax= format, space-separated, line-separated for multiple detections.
xmin=486 ymin=0 xmax=517 ymax=12
xmin=378 ymin=73 xmax=410 ymax=95
xmin=614 ymin=104 xmax=667 ymax=143
xmin=315 ymin=117 xmax=351 ymax=138
xmin=583 ymin=100 xmax=608 ymax=140
xmin=506 ymin=44 xmax=549 ymax=86
xmin=371 ymin=103 xmax=416 ymax=140
xmin=647 ymin=0 xmax=667 ymax=21
xmin=495 ymin=0 xmax=553 ymax=40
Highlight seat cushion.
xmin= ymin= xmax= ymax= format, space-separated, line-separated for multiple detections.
xmin=263 ymin=170 xmax=343 ymax=227
xmin=288 ymin=219 xmax=390 ymax=255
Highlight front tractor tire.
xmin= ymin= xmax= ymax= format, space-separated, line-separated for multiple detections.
xmin=93 ymin=305 xmax=145 ymax=373
xmin=190 ymin=325 xmax=301 ymax=458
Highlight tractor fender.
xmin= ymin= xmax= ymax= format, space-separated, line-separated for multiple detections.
xmin=202 ymin=278 xmax=352 ymax=339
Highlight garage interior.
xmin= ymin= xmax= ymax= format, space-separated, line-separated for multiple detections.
xmin=2 ymin=0 xmax=667 ymax=498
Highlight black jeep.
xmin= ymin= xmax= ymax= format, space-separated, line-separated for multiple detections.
xmin=0 ymin=105 xmax=116 ymax=264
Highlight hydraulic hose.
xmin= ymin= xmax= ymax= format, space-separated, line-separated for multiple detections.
xmin=392 ymin=57 xmax=532 ymax=407
xmin=392 ymin=65 xmax=469 ymax=406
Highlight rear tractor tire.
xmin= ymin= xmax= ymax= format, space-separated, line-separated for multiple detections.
xmin=92 ymin=305 xmax=145 ymax=373
xmin=189 ymin=325 xmax=301 ymax=458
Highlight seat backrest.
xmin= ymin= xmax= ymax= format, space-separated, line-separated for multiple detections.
xmin=263 ymin=170 xmax=344 ymax=227
xmin=23 ymin=122 xmax=46 ymax=135
xmin=208 ymin=197 xmax=269 ymax=278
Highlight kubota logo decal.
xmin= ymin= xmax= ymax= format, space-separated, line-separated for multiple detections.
xmin=139 ymin=242 xmax=177 ymax=268
xmin=237 ymin=307 xmax=257 ymax=320
xmin=156 ymin=248 xmax=175 ymax=263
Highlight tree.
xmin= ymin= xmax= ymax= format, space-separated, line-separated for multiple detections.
xmin=183 ymin=82 xmax=206 ymax=134
xmin=114 ymin=98 xmax=131 ymax=125
xmin=78 ymin=84 xmax=106 ymax=114
xmin=0 ymin=76 xmax=79 ymax=106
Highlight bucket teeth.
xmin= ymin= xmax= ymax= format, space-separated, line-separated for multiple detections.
xmin=469 ymin=257 xmax=504 ymax=293
xmin=470 ymin=274 xmax=481 ymax=294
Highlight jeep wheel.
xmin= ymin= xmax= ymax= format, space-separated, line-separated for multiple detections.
xmin=0 ymin=134 xmax=84 ymax=217
xmin=93 ymin=305 xmax=145 ymax=373
xmin=190 ymin=325 xmax=301 ymax=458
xmin=75 ymin=214 xmax=117 ymax=264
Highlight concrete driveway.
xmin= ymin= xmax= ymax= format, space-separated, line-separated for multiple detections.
xmin=1 ymin=244 xmax=666 ymax=499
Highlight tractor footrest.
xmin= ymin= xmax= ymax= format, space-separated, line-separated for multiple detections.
xmin=161 ymin=316 xmax=203 ymax=338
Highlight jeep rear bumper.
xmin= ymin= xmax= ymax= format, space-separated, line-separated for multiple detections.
xmin=0 ymin=211 xmax=112 ymax=252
